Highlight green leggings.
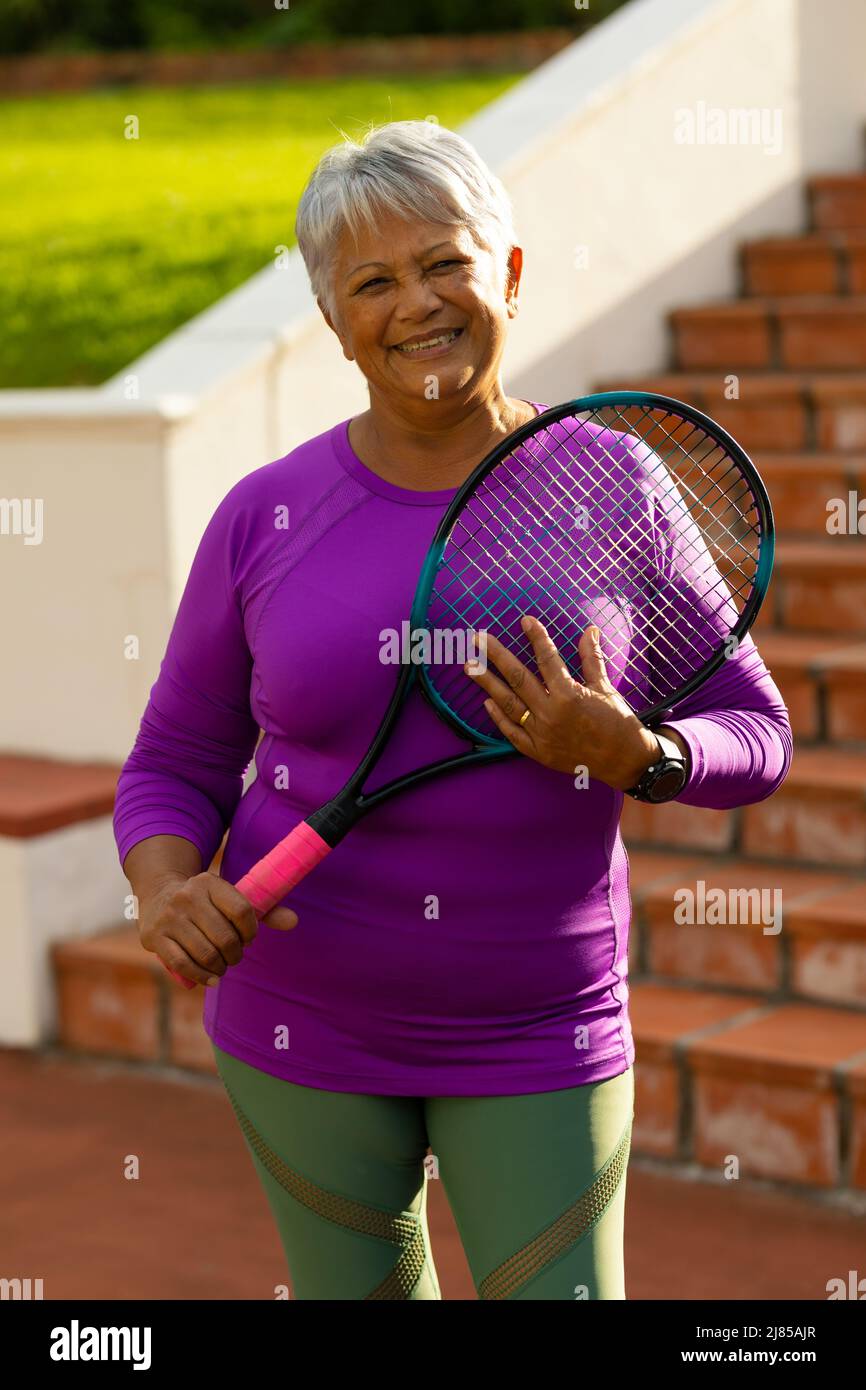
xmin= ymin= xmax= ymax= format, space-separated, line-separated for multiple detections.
xmin=212 ymin=1043 xmax=634 ymax=1301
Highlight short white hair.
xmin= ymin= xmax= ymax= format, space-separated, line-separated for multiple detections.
xmin=294 ymin=119 xmax=518 ymax=318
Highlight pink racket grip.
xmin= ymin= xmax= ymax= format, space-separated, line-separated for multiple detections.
xmin=158 ymin=821 xmax=331 ymax=988
xmin=234 ymin=820 xmax=332 ymax=918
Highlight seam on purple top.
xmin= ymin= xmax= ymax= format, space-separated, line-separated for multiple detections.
xmin=249 ymin=475 xmax=373 ymax=652
xmin=244 ymin=469 xmax=368 ymax=612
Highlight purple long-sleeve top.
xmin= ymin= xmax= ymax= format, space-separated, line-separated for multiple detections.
xmin=112 ymin=403 xmax=793 ymax=1096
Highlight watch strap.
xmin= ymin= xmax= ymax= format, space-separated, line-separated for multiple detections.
xmin=624 ymin=730 xmax=687 ymax=802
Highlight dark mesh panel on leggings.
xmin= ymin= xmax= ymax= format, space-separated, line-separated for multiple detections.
xmin=223 ymin=1083 xmax=427 ymax=1300
xmin=477 ymin=1115 xmax=633 ymax=1300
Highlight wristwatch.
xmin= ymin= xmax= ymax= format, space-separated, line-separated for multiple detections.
xmin=624 ymin=730 xmax=688 ymax=803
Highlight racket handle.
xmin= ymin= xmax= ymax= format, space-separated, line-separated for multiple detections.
xmin=160 ymin=820 xmax=332 ymax=989
xmin=236 ymin=820 xmax=332 ymax=917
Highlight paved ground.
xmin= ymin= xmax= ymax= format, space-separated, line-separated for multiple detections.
xmin=2 ymin=1047 xmax=863 ymax=1302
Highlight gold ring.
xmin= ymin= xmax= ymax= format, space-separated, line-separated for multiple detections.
xmin=519 ymin=708 xmax=532 ymax=727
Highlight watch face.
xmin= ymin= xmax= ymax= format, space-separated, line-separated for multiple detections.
xmin=648 ymin=767 xmax=687 ymax=802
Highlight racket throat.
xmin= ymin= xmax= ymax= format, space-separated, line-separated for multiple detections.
xmin=307 ymin=793 xmax=364 ymax=849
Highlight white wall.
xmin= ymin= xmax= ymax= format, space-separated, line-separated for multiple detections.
xmin=0 ymin=820 xmax=129 ymax=1045
xmin=0 ymin=398 xmax=172 ymax=755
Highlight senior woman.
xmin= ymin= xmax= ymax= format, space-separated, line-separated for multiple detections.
xmin=113 ymin=119 xmax=792 ymax=1301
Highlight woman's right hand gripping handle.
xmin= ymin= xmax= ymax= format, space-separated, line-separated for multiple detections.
xmin=141 ymin=822 xmax=331 ymax=989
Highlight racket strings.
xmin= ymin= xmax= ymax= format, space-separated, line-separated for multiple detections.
xmin=430 ymin=438 xmax=723 ymax=718
xmin=441 ymin=482 xmax=654 ymax=664
xmin=543 ymin=408 xmax=760 ymax=586
xmin=556 ymin=403 xmax=763 ymax=581
xmin=457 ymin=430 xmax=749 ymax=663
xmin=567 ymin=409 xmax=761 ymax=634
xmin=627 ymin=408 xmax=759 ymax=562
xmin=562 ymin=408 xmax=762 ymax=620
xmin=440 ymin=439 xmax=726 ymax=685
xmin=423 ymin=405 xmax=763 ymax=733
xmin=480 ymin=415 xmax=758 ymax=611
xmin=431 ymin=482 xmax=714 ymax=721
xmin=432 ymin=515 xmax=700 ymax=719
xmin=581 ymin=412 xmax=761 ymax=652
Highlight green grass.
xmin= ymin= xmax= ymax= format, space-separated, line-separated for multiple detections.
xmin=0 ymin=75 xmax=523 ymax=387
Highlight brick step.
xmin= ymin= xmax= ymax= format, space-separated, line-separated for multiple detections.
xmin=752 ymin=452 xmax=866 ymax=536
xmin=593 ymin=371 xmax=866 ymax=451
xmin=748 ymin=628 xmax=866 ymax=742
xmin=741 ymin=231 xmax=866 ymax=296
xmin=762 ymin=540 xmax=866 ymax=633
xmin=52 ymin=924 xmax=217 ymax=1074
xmin=621 ymin=745 xmax=866 ymax=867
xmin=630 ymin=981 xmax=866 ymax=1188
xmin=670 ymin=298 xmax=866 ymax=370
xmin=809 ymin=174 xmax=866 ymax=231
xmin=628 ymin=849 xmax=866 ymax=1007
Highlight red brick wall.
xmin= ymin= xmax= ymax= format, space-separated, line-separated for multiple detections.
xmin=0 ymin=30 xmax=574 ymax=95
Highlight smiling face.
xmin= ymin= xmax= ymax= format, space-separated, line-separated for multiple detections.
xmin=320 ymin=207 xmax=522 ymax=410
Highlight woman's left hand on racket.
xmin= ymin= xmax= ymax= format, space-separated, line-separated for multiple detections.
xmin=466 ymin=616 xmax=662 ymax=792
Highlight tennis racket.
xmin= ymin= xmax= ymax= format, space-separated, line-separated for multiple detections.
xmin=164 ymin=390 xmax=774 ymax=988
